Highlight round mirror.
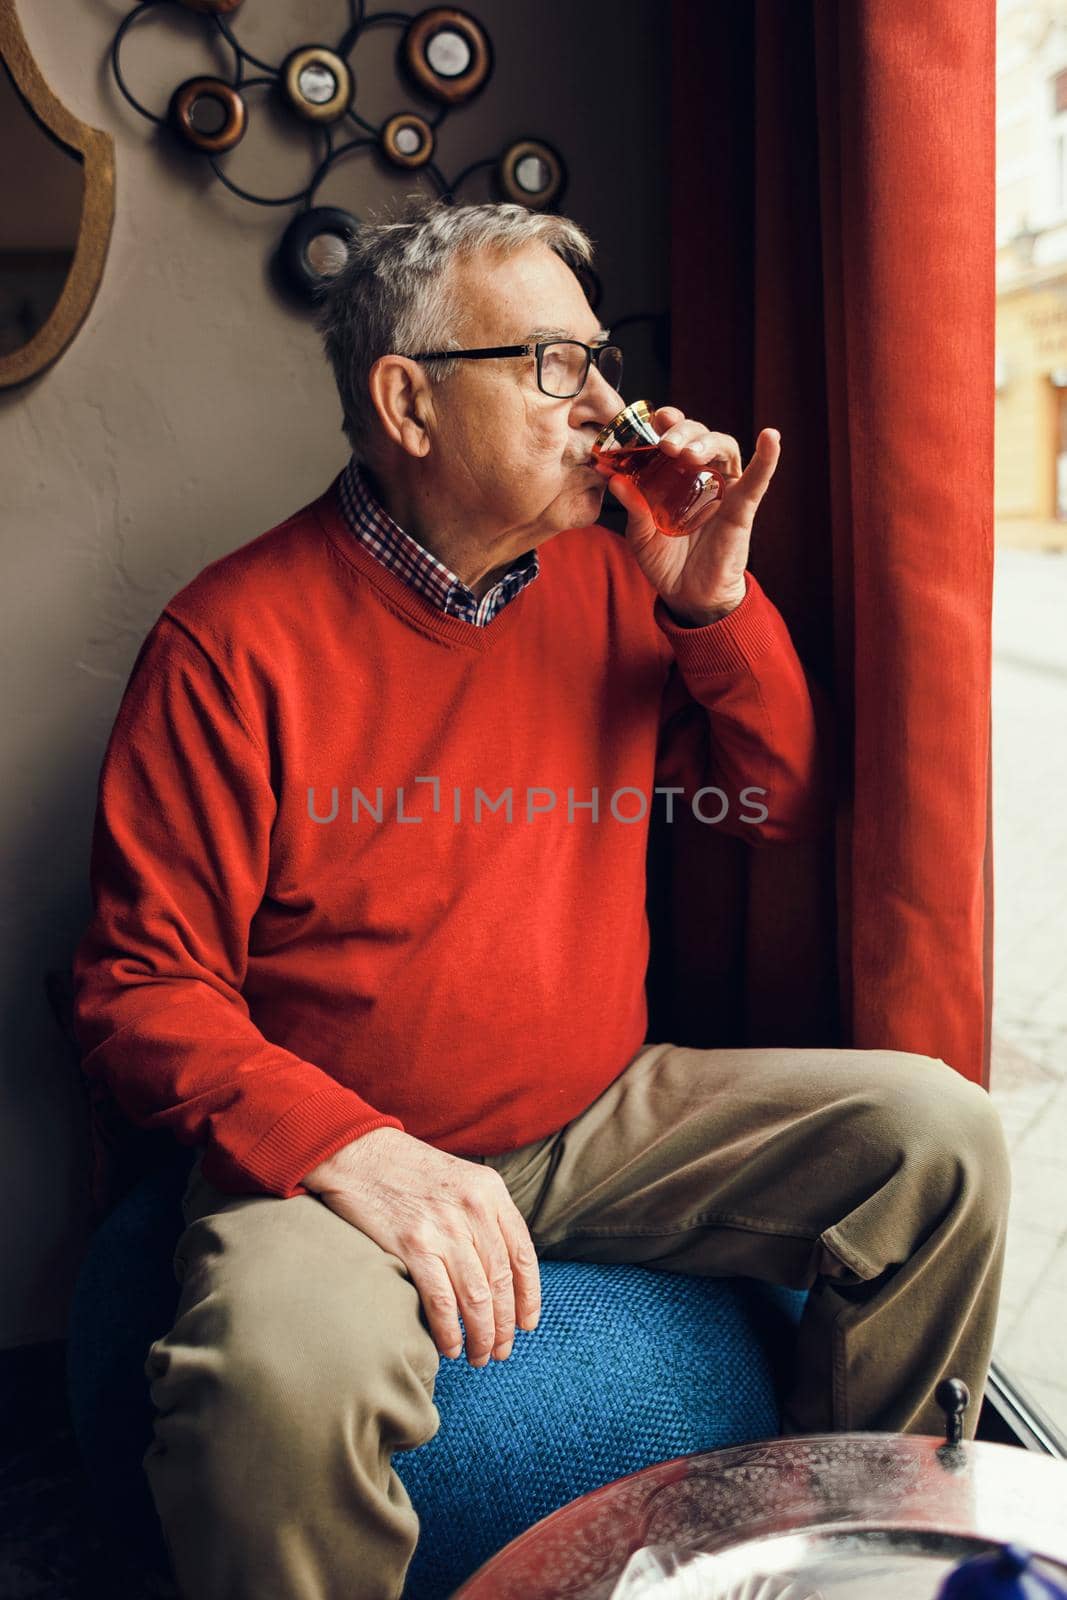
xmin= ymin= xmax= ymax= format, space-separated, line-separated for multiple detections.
xmin=187 ymin=93 xmax=228 ymax=137
xmin=298 ymin=62 xmax=337 ymax=105
xmin=0 ymin=0 xmax=114 ymax=388
xmin=515 ymin=154 xmax=549 ymax=194
xmin=306 ymin=231 xmax=349 ymax=277
xmin=425 ymin=29 xmax=471 ymax=78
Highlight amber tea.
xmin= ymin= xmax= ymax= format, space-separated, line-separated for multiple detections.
xmin=591 ymin=401 xmax=725 ymax=538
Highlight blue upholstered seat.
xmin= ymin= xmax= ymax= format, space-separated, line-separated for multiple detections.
xmin=66 ymin=1144 xmax=805 ymax=1600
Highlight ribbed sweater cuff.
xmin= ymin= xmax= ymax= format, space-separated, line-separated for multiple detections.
xmin=653 ymin=571 xmax=779 ymax=675
xmin=237 ymin=1081 xmax=405 ymax=1198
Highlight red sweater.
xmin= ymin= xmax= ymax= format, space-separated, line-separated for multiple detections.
xmin=72 ymin=480 xmax=820 ymax=1199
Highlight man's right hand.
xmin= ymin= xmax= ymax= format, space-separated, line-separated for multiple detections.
xmin=302 ymin=1128 xmax=541 ymax=1367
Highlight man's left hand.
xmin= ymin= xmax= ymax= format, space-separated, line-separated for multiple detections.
xmin=607 ymin=408 xmax=781 ymax=626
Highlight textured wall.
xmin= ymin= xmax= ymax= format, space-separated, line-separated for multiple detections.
xmin=0 ymin=0 xmax=668 ymax=1347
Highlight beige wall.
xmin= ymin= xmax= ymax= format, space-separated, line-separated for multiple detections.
xmin=0 ymin=0 xmax=669 ymax=1348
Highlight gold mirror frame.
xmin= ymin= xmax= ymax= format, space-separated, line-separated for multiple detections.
xmin=0 ymin=0 xmax=115 ymax=388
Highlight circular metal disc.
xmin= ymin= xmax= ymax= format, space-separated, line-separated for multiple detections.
xmin=168 ymin=77 xmax=246 ymax=154
xmin=381 ymin=113 xmax=435 ymax=170
xmin=497 ymin=139 xmax=565 ymax=210
xmin=282 ymin=47 xmax=353 ymax=124
xmin=402 ymin=8 xmax=492 ymax=105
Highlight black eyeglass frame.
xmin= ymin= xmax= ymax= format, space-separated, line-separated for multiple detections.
xmin=405 ymin=339 xmax=623 ymax=399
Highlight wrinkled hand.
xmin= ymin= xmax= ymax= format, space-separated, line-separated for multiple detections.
xmin=607 ymin=408 xmax=781 ymax=626
xmin=303 ymin=1128 xmax=541 ymax=1367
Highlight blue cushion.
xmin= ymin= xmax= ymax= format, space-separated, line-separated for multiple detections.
xmin=67 ymin=1151 xmax=805 ymax=1599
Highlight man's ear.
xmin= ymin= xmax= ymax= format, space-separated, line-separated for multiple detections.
xmin=368 ymin=356 xmax=434 ymax=459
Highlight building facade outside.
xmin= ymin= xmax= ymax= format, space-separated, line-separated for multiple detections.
xmin=998 ymin=0 xmax=1067 ymax=547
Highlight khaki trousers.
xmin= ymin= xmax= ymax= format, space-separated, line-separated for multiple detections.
xmin=143 ymin=1044 xmax=1009 ymax=1600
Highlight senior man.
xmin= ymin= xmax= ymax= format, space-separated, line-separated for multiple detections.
xmin=72 ymin=199 xmax=1008 ymax=1600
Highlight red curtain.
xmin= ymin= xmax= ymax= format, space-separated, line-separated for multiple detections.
xmin=656 ymin=0 xmax=995 ymax=1086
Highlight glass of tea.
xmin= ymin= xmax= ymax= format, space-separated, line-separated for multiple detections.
xmin=591 ymin=400 xmax=725 ymax=538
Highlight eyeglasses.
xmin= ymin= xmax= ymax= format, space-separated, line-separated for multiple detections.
xmin=405 ymin=339 xmax=624 ymax=400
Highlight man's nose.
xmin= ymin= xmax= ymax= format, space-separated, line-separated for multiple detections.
xmin=573 ymin=362 xmax=624 ymax=427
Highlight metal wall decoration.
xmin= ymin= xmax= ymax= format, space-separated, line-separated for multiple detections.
xmin=108 ymin=0 xmax=586 ymax=305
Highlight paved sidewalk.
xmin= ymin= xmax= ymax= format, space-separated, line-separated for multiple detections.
xmin=989 ymin=543 xmax=1067 ymax=1428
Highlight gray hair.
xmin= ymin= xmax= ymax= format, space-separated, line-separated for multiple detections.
xmin=314 ymin=196 xmax=596 ymax=458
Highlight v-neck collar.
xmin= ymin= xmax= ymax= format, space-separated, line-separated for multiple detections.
xmin=313 ymin=477 xmax=536 ymax=653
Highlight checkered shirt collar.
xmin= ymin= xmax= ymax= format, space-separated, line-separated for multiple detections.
xmin=336 ymin=457 xmax=539 ymax=627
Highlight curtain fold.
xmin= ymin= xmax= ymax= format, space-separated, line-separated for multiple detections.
xmin=658 ymin=0 xmax=995 ymax=1087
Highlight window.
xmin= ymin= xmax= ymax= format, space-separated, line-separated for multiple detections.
xmin=993 ymin=0 xmax=1067 ymax=1442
